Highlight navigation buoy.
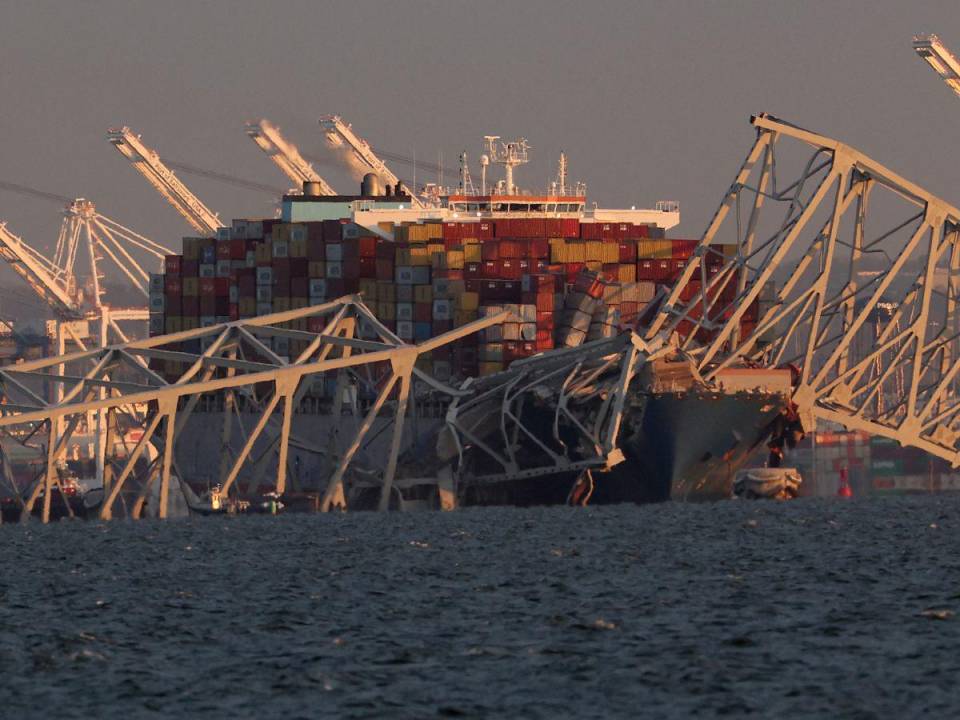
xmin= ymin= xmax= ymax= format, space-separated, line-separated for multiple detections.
xmin=837 ymin=467 xmax=853 ymax=498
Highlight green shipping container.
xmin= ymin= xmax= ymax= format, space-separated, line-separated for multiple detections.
xmin=870 ymin=458 xmax=903 ymax=476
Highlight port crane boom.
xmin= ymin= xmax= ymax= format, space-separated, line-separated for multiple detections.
xmin=913 ymin=34 xmax=960 ymax=99
xmin=245 ymin=119 xmax=336 ymax=194
xmin=107 ymin=127 xmax=223 ymax=235
xmin=0 ymin=222 xmax=79 ymax=319
xmin=319 ymin=115 xmax=425 ymax=208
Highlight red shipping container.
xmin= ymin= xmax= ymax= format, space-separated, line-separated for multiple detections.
xmin=565 ymin=263 xmax=586 ymax=283
xmin=493 ymin=219 xmax=511 ymax=237
xmin=618 ymin=241 xmax=638 ymax=263
xmin=414 ymin=303 xmax=432 ymax=322
xmin=165 ymin=255 xmax=182 ymax=275
xmin=602 ymin=263 xmax=619 ymax=278
xmin=216 ymin=240 xmax=231 ymax=260
xmin=672 ymin=239 xmax=698 ymax=259
xmin=465 ymin=279 xmax=481 ymax=292
xmin=520 ymin=219 xmax=546 ymax=237
xmin=199 ymin=296 xmax=215 ymax=316
xmin=199 ymin=278 xmax=216 ymax=296
xmin=503 ymin=341 xmax=520 ymax=363
xmin=322 ymin=219 xmax=344 ymax=242
xmin=544 ymin=219 xmax=562 ymax=237
xmin=358 ymin=256 xmax=377 ymax=278
xmin=536 ymin=336 xmax=554 ymax=351
xmin=654 ymin=260 xmax=673 ymax=282
xmin=528 ymin=238 xmax=549 ymax=258
xmin=481 ymin=242 xmax=500 ymax=261
xmin=181 ymin=259 xmax=199 ymax=277
xmin=237 ymin=269 xmax=256 ymax=295
xmin=482 ymin=260 xmax=500 ymax=279
xmin=229 ymin=304 xmax=239 ymax=321
xmin=341 ymin=257 xmax=361 ymax=279
xmin=444 ymin=269 xmax=464 ymax=280
xmin=477 ymin=221 xmax=494 ymax=240
xmin=291 ymin=277 xmax=308 ymax=297
xmin=180 ymin=296 xmax=197 ymax=315
xmin=307 ymin=316 xmax=325 ymax=333
xmin=560 ymin=218 xmax=579 ymax=237
xmin=214 ymin=278 xmax=230 ymax=296
xmin=598 ymin=223 xmax=615 ymax=239
xmin=289 ymin=258 xmax=309 ymax=278
xmin=377 ymin=238 xmax=398 ymax=258
xmin=579 ymin=223 xmax=600 ymax=240
xmin=500 ymin=260 xmax=522 ymax=280
xmin=637 ymin=260 xmax=657 ymax=281
xmin=499 ymin=240 xmax=521 ymax=259
xmin=230 ymin=239 xmax=246 ymax=260
xmin=433 ymin=320 xmax=453 ymax=334
xmin=164 ymin=276 xmax=181 ymax=294
xmin=166 ymin=294 xmax=182 ymax=315
xmin=442 ymin=222 xmax=462 ymax=240
xmin=273 ymin=259 xmax=291 ymax=284
xmin=358 ymin=236 xmax=377 ymax=258
xmin=465 ymin=262 xmax=482 ymax=278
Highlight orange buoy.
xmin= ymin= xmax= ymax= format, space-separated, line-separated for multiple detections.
xmin=837 ymin=467 xmax=853 ymax=498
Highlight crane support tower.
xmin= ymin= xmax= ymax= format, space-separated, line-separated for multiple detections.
xmin=319 ymin=115 xmax=425 ymax=208
xmin=245 ymin=119 xmax=336 ymax=194
xmin=913 ymin=34 xmax=960 ymax=99
xmin=107 ymin=126 xmax=223 ymax=235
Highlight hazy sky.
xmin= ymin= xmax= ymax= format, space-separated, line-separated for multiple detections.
xmin=1 ymin=0 xmax=959 ymax=292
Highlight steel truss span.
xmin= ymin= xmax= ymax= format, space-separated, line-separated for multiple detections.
xmin=647 ymin=113 xmax=960 ymax=465
xmin=0 ymin=296 xmax=506 ymax=523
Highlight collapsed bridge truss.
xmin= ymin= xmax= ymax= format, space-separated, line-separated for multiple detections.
xmin=0 ymin=296 xmax=505 ymax=522
xmin=646 ymin=113 xmax=960 ymax=465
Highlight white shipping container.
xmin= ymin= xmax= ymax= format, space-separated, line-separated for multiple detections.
xmin=216 ymin=259 xmax=232 ymax=278
xmin=290 ymin=225 xmax=307 ymax=243
xmin=411 ymin=266 xmax=430 ymax=285
xmin=231 ymin=220 xmax=247 ymax=239
xmin=149 ymin=295 xmax=165 ymax=311
xmin=216 ymin=227 xmax=231 ymax=241
xmin=199 ymin=264 xmax=216 ymax=278
xmin=327 ymin=261 xmax=343 ymax=278
xmin=256 ymin=267 xmax=273 ymax=285
xmin=432 ymin=299 xmax=452 ymax=319
xmin=396 ymin=320 xmax=414 ymax=340
xmin=503 ymin=323 xmax=520 ymax=341
xmin=229 ymin=285 xmax=239 ymax=303
xmin=200 ymin=315 xmax=217 ymax=327
xmin=247 ymin=221 xmax=263 ymax=238
xmin=256 ymin=286 xmax=272 ymax=302
xmin=520 ymin=304 xmax=536 ymax=322
xmin=246 ymin=251 xmax=256 ymax=268
xmin=396 ymin=284 xmax=414 ymax=302
xmin=308 ymin=279 xmax=327 ymax=298
xmin=395 ymin=266 xmax=414 ymax=284
xmin=521 ymin=323 xmax=537 ymax=340
xmin=272 ymin=240 xmax=288 ymax=259
xmin=396 ymin=302 xmax=414 ymax=321
xmin=484 ymin=325 xmax=504 ymax=342
xmin=326 ymin=243 xmax=343 ymax=261
xmin=433 ymin=278 xmax=451 ymax=298
xmin=256 ymin=302 xmax=273 ymax=316
xmin=149 ymin=273 xmax=164 ymax=293
xmin=149 ymin=314 xmax=164 ymax=335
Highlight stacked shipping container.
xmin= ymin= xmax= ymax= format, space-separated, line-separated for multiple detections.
xmin=151 ymin=216 xmax=759 ymax=382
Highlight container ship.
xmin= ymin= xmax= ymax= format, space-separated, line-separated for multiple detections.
xmin=150 ymin=139 xmax=783 ymax=506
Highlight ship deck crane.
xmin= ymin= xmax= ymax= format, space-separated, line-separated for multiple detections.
xmin=245 ymin=119 xmax=337 ymax=194
xmin=913 ymin=34 xmax=960 ymax=99
xmin=107 ymin=127 xmax=223 ymax=235
xmin=319 ymin=115 xmax=425 ymax=208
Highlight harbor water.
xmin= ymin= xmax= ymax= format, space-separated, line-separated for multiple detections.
xmin=2 ymin=495 xmax=959 ymax=718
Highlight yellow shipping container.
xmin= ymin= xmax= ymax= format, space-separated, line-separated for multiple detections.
xmin=255 ymin=241 xmax=272 ymax=264
xmin=721 ymin=243 xmax=738 ymax=258
xmin=458 ymin=291 xmax=479 ymax=311
xmin=428 ymin=242 xmax=444 ymax=256
xmin=273 ymin=297 xmax=291 ymax=312
xmin=182 ymin=316 xmax=199 ymax=330
xmin=454 ymin=309 xmax=477 ymax=326
xmin=394 ymin=224 xmax=409 ymax=243
xmin=568 ymin=242 xmax=586 ymax=263
xmin=408 ymin=224 xmax=429 ymax=242
xmin=426 ymin=222 xmax=443 ymax=240
xmin=377 ymin=281 xmax=396 ymax=301
xmin=602 ymin=243 xmax=619 ymax=264
xmin=378 ymin=221 xmax=395 ymax=234
xmin=479 ymin=361 xmax=503 ymax=376
xmin=165 ymin=316 xmax=182 ymax=334
xmin=396 ymin=248 xmax=411 ymax=265
xmin=289 ymin=237 xmax=308 ymax=258
xmin=464 ymin=244 xmax=482 ymax=263
xmin=182 ymin=237 xmax=201 ymax=260
xmin=585 ymin=240 xmax=603 ymax=262
xmin=550 ymin=239 xmax=567 ymax=263
xmin=414 ymin=284 xmax=433 ymax=303
xmin=446 ymin=249 xmax=465 ymax=269
xmin=378 ymin=301 xmax=396 ymax=321
xmin=359 ymin=279 xmax=379 ymax=301
xmin=291 ymin=297 xmax=308 ymax=309
xmin=409 ymin=246 xmax=431 ymax=266
xmin=308 ymin=261 xmax=326 ymax=278
xmin=618 ymin=264 xmax=637 ymax=283
xmin=272 ymin=224 xmax=291 ymax=242
xmin=585 ymin=261 xmax=602 ymax=272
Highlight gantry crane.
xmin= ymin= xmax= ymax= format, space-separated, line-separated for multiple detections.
xmin=245 ymin=119 xmax=337 ymax=194
xmin=319 ymin=115 xmax=425 ymax=208
xmin=913 ymin=34 xmax=960 ymax=99
xmin=107 ymin=127 xmax=223 ymax=235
